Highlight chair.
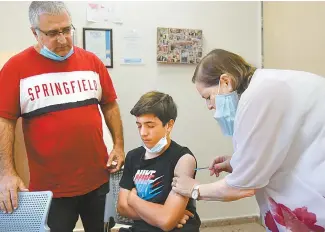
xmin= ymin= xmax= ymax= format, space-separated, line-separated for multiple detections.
xmin=0 ymin=191 xmax=53 ymax=232
xmin=104 ymin=170 xmax=133 ymax=232
xmin=104 ymin=183 xmax=116 ymax=232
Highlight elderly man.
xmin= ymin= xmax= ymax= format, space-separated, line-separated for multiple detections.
xmin=0 ymin=1 xmax=124 ymax=232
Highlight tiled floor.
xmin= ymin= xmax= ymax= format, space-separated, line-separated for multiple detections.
xmin=200 ymin=223 xmax=265 ymax=232
xmin=113 ymin=223 xmax=266 ymax=232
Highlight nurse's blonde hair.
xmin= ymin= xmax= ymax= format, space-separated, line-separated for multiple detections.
xmin=192 ymin=49 xmax=256 ymax=94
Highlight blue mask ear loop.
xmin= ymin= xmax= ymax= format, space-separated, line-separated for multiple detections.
xmin=217 ymin=79 xmax=221 ymax=94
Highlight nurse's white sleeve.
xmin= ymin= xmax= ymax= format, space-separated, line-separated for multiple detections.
xmin=226 ymin=81 xmax=299 ymax=189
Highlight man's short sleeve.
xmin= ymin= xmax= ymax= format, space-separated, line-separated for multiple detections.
xmin=0 ymin=59 xmax=21 ymax=120
xmin=119 ymin=152 xmax=135 ymax=190
xmin=95 ymin=56 xmax=117 ymax=105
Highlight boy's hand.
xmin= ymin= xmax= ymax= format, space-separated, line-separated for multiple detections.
xmin=176 ymin=210 xmax=194 ymax=228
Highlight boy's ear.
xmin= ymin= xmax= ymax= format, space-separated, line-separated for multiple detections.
xmin=166 ymin=119 xmax=175 ymax=133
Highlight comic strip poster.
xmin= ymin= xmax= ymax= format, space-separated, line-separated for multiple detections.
xmin=157 ymin=27 xmax=203 ymax=64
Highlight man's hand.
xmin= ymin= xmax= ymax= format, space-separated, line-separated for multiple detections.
xmin=176 ymin=210 xmax=194 ymax=228
xmin=107 ymin=147 xmax=125 ymax=173
xmin=209 ymin=155 xmax=232 ymax=177
xmin=0 ymin=174 xmax=28 ymax=213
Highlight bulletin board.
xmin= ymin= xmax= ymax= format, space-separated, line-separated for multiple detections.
xmin=157 ymin=27 xmax=203 ymax=64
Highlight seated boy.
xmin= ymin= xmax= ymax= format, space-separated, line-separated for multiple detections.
xmin=117 ymin=91 xmax=201 ymax=232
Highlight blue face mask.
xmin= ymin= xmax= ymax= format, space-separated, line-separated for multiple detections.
xmin=142 ymin=135 xmax=168 ymax=154
xmin=40 ymin=45 xmax=74 ymax=61
xmin=213 ymin=84 xmax=239 ymax=136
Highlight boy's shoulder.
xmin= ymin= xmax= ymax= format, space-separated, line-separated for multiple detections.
xmin=170 ymin=140 xmax=194 ymax=156
xmin=126 ymin=146 xmax=145 ymax=160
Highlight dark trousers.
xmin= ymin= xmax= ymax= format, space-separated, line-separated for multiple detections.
xmin=48 ymin=182 xmax=109 ymax=232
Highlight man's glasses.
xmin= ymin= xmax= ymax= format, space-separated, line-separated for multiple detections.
xmin=36 ymin=25 xmax=75 ymax=39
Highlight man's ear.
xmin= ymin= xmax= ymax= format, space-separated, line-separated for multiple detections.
xmin=31 ymin=27 xmax=39 ymax=39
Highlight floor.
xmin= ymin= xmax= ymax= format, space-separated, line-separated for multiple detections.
xmin=200 ymin=223 xmax=265 ymax=232
xmin=113 ymin=223 xmax=266 ymax=232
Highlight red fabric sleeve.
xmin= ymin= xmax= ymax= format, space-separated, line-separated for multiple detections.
xmin=0 ymin=59 xmax=21 ymax=120
xmin=94 ymin=56 xmax=117 ymax=105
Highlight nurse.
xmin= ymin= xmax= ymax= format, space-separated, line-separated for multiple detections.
xmin=172 ymin=49 xmax=325 ymax=232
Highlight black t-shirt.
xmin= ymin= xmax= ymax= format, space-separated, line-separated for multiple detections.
xmin=119 ymin=140 xmax=201 ymax=232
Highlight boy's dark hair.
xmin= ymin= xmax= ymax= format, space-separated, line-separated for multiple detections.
xmin=130 ymin=91 xmax=177 ymax=126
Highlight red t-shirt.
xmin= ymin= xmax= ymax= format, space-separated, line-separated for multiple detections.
xmin=0 ymin=46 xmax=117 ymax=198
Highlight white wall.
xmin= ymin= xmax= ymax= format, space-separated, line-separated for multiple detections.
xmin=0 ymin=0 xmax=261 ymax=228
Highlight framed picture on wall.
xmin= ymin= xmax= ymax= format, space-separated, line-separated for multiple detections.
xmin=157 ymin=27 xmax=203 ymax=64
xmin=83 ymin=28 xmax=113 ymax=68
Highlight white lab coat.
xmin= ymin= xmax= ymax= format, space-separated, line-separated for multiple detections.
xmin=225 ymin=69 xmax=325 ymax=232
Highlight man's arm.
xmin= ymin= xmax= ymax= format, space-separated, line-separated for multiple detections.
xmin=0 ymin=117 xmax=28 ymax=213
xmin=128 ymin=154 xmax=196 ymax=231
xmin=117 ymin=188 xmax=141 ymax=220
xmin=0 ymin=117 xmax=16 ymax=175
xmin=101 ymin=100 xmax=124 ymax=150
xmin=100 ymin=101 xmax=125 ymax=172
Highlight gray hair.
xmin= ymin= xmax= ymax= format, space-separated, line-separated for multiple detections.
xmin=29 ymin=1 xmax=71 ymax=28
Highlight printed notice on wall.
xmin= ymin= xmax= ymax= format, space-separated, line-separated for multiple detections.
xmin=86 ymin=2 xmax=110 ymax=23
xmin=121 ymin=29 xmax=144 ymax=65
xmin=86 ymin=2 xmax=123 ymax=24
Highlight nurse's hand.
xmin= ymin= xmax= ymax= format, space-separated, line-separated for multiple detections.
xmin=172 ymin=175 xmax=199 ymax=198
xmin=209 ymin=156 xmax=232 ymax=177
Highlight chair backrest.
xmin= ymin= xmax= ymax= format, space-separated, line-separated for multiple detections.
xmin=104 ymin=170 xmax=133 ymax=227
xmin=104 ymin=183 xmax=116 ymax=231
xmin=0 ymin=191 xmax=53 ymax=232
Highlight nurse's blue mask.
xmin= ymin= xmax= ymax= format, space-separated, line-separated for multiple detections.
xmin=213 ymin=81 xmax=239 ymax=136
xmin=40 ymin=45 xmax=74 ymax=61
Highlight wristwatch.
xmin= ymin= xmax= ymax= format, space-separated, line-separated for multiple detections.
xmin=191 ymin=185 xmax=200 ymax=200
